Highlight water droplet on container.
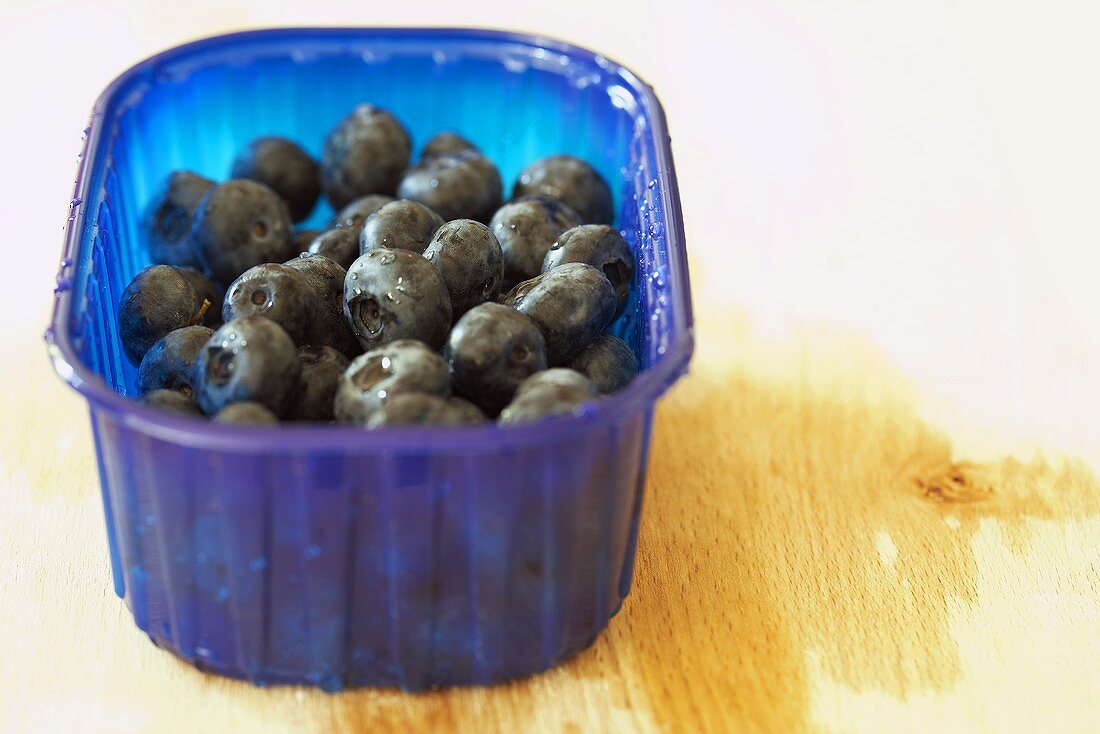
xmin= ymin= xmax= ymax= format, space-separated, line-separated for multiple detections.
xmin=249 ymin=557 xmax=267 ymax=572
xmin=304 ymin=544 xmax=321 ymax=560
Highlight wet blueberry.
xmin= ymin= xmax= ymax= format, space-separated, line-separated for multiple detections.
xmin=191 ymin=179 xmax=294 ymax=284
xmin=307 ymin=227 xmax=360 ymax=270
xmin=420 ymin=131 xmax=478 ymax=162
xmin=223 ymin=263 xmax=319 ymax=345
xmin=343 ymin=249 xmax=452 ymax=352
xmin=365 ymin=393 xmax=486 ymax=428
xmin=284 ymin=253 xmax=360 ymax=356
xmin=141 ymin=388 xmax=205 ymax=417
xmin=359 ymin=200 xmax=444 ymax=255
xmin=512 ymin=155 xmax=614 ymax=224
xmin=214 ymin=402 xmax=279 ymax=425
xmin=193 ymin=315 xmax=302 ymax=416
xmin=423 ymin=219 xmax=504 ymax=315
xmin=286 ymin=345 xmax=350 ymax=422
xmin=543 ymin=224 xmax=634 ymax=317
xmin=490 ymin=195 xmax=582 ymax=290
xmin=444 ymin=302 xmax=547 ymax=414
xmin=396 ymin=150 xmax=502 ymax=223
xmin=118 ymin=265 xmax=216 ymax=365
xmin=142 ymin=170 xmax=214 ymax=269
xmin=334 ymin=339 xmax=450 ymax=424
xmin=330 ymin=194 xmax=395 ymax=232
xmin=321 ymin=104 xmax=412 ymax=209
xmin=231 ymin=136 xmax=320 ymax=222
xmin=502 ymin=262 xmax=616 ymax=364
xmin=291 ymin=228 xmax=323 ymax=253
xmin=498 ymin=368 xmax=599 ymax=425
xmin=566 ymin=334 xmax=638 ymax=394
xmin=137 ymin=325 xmax=214 ymax=398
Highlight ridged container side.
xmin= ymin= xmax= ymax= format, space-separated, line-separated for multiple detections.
xmin=47 ymin=28 xmax=693 ymax=691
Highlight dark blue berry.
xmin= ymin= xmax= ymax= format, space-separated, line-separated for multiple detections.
xmin=193 ymin=315 xmax=301 ymax=416
xmin=359 ymin=200 xmax=444 ymax=255
xmin=502 ymin=262 xmax=616 ymax=364
xmin=284 ymin=253 xmax=360 ymax=356
xmin=543 ymin=224 xmax=634 ymax=317
xmin=344 ymin=249 xmax=452 ymax=352
xmin=423 ymin=219 xmax=503 ymax=314
xmin=141 ymin=388 xmax=204 ymax=417
xmin=490 ymin=195 xmax=582 ymax=289
xmin=307 ymin=227 xmax=359 ymax=270
xmin=137 ymin=325 xmax=214 ymax=397
xmin=334 ymin=339 xmax=450 ymax=424
xmin=292 ymin=228 xmax=323 ymax=253
xmin=118 ymin=265 xmax=215 ymax=365
xmin=366 ymin=393 xmax=485 ymax=428
xmin=566 ymin=334 xmax=638 ymax=394
xmin=223 ymin=263 xmax=319 ymax=345
xmin=330 ymin=194 xmax=395 ymax=231
xmin=231 ymin=136 xmax=320 ymax=222
xmin=178 ymin=267 xmax=224 ymax=327
xmin=321 ymin=104 xmax=411 ymax=209
xmin=396 ymin=150 xmax=502 ymax=223
xmin=142 ymin=171 xmax=214 ymax=269
xmin=214 ymin=402 xmax=279 ymax=425
xmin=498 ymin=368 xmax=598 ymax=425
xmin=512 ymin=155 xmax=614 ymax=224
xmin=420 ymin=131 xmax=477 ymax=162
xmin=287 ymin=345 xmax=350 ymax=422
xmin=191 ymin=179 xmax=294 ymax=284
xmin=444 ymin=302 xmax=547 ymax=414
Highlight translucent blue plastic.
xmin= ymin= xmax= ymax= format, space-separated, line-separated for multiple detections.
xmin=45 ymin=28 xmax=693 ymax=691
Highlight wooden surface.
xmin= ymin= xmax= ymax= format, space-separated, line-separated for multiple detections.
xmin=5 ymin=306 xmax=1100 ymax=733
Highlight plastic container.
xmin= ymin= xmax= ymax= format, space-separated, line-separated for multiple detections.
xmin=45 ymin=28 xmax=693 ymax=691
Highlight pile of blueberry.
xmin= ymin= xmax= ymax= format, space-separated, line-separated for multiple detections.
xmin=120 ymin=104 xmax=639 ymax=427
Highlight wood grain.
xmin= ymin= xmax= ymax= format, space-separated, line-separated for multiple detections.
xmin=4 ymin=308 xmax=1100 ymax=733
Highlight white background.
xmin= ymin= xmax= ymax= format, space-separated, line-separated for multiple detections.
xmin=5 ymin=0 xmax=1100 ymax=460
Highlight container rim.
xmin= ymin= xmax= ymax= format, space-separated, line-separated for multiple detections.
xmin=44 ymin=26 xmax=695 ymax=451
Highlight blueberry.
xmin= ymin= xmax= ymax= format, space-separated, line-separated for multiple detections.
xmin=306 ymin=227 xmax=360 ymax=270
xmin=321 ymin=104 xmax=412 ymax=209
xmin=137 ymin=325 xmax=214 ymax=397
xmin=498 ymin=368 xmax=599 ymax=425
xmin=191 ymin=179 xmax=294 ymax=284
xmin=359 ymin=200 xmax=444 ymax=255
xmin=330 ymin=194 xmax=395 ymax=231
xmin=344 ymin=249 xmax=452 ymax=352
xmin=334 ymin=339 xmax=450 ymax=424
xmin=444 ymin=302 xmax=547 ymax=414
xmin=178 ymin=267 xmax=224 ymax=327
xmin=291 ymin=228 xmax=323 ymax=253
xmin=423 ymin=219 xmax=504 ymax=314
xmin=231 ymin=136 xmax=320 ymax=222
xmin=284 ymin=253 xmax=360 ymax=356
xmin=214 ymin=402 xmax=279 ymax=425
xmin=396 ymin=150 xmax=502 ymax=223
xmin=193 ymin=315 xmax=301 ymax=416
xmin=420 ymin=131 xmax=478 ymax=162
xmin=223 ymin=263 xmax=319 ymax=345
xmin=118 ymin=265 xmax=216 ymax=365
xmin=365 ymin=393 xmax=485 ymax=428
xmin=512 ymin=155 xmax=614 ymax=224
xmin=141 ymin=388 xmax=204 ymax=416
xmin=566 ymin=334 xmax=638 ymax=394
xmin=502 ymin=262 xmax=616 ymax=364
xmin=543 ymin=224 xmax=634 ymax=317
xmin=490 ymin=195 xmax=582 ymax=289
xmin=286 ymin=345 xmax=350 ymax=422
xmin=142 ymin=171 xmax=214 ymax=269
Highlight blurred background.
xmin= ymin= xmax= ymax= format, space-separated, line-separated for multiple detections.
xmin=6 ymin=0 xmax=1099 ymax=463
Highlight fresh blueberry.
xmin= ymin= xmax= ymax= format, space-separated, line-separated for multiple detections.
xmin=420 ymin=131 xmax=478 ymax=162
xmin=423 ymin=219 xmax=504 ymax=315
xmin=137 ymin=325 xmax=214 ymax=398
xmin=213 ymin=402 xmax=279 ymax=425
xmin=231 ymin=136 xmax=320 ymax=222
xmin=330 ymin=194 xmax=395 ymax=231
xmin=321 ymin=104 xmax=412 ymax=209
xmin=223 ymin=263 xmax=319 ymax=345
xmin=142 ymin=170 xmax=214 ymax=269
xmin=118 ymin=265 xmax=216 ymax=365
xmin=191 ymin=179 xmax=294 ymax=284
xmin=512 ymin=155 xmax=614 ymax=224
xmin=444 ymin=302 xmax=547 ymax=414
xmin=566 ymin=334 xmax=638 ymax=394
xmin=396 ymin=150 xmax=502 ymax=223
xmin=497 ymin=368 xmax=599 ymax=425
xmin=334 ymin=339 xmax=450 ymax=424
xmin=344 ymin=249 xmax=452 ymax=352
xmin=502 ymin=262 xmax=616 ymax=364
xmin=178 ymin=267 xmax=225 ymax=327
xmin=490 ymin=195 xmax=582 ymax=289
xmin=365 ymin=393 xmax=485 ymax=428
xmin=543 ymin=224 xmax=634 ymax=317
xmin=286 ymin=345 xmax=350 ymax=422
xmin=291 ymin=228 xmax=323 ymax=253
xmin=141 ymin=388 xmax=204 ymax=417
xmin=193 ymin=315 xmax=302 ymax=416
xmin=283 ymin=253 xmax=360 ymax=356
xmin=359 ymin=200 xmax=444 ymax=255
xmin=307 ymin=227 xmax=360 ymax=270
